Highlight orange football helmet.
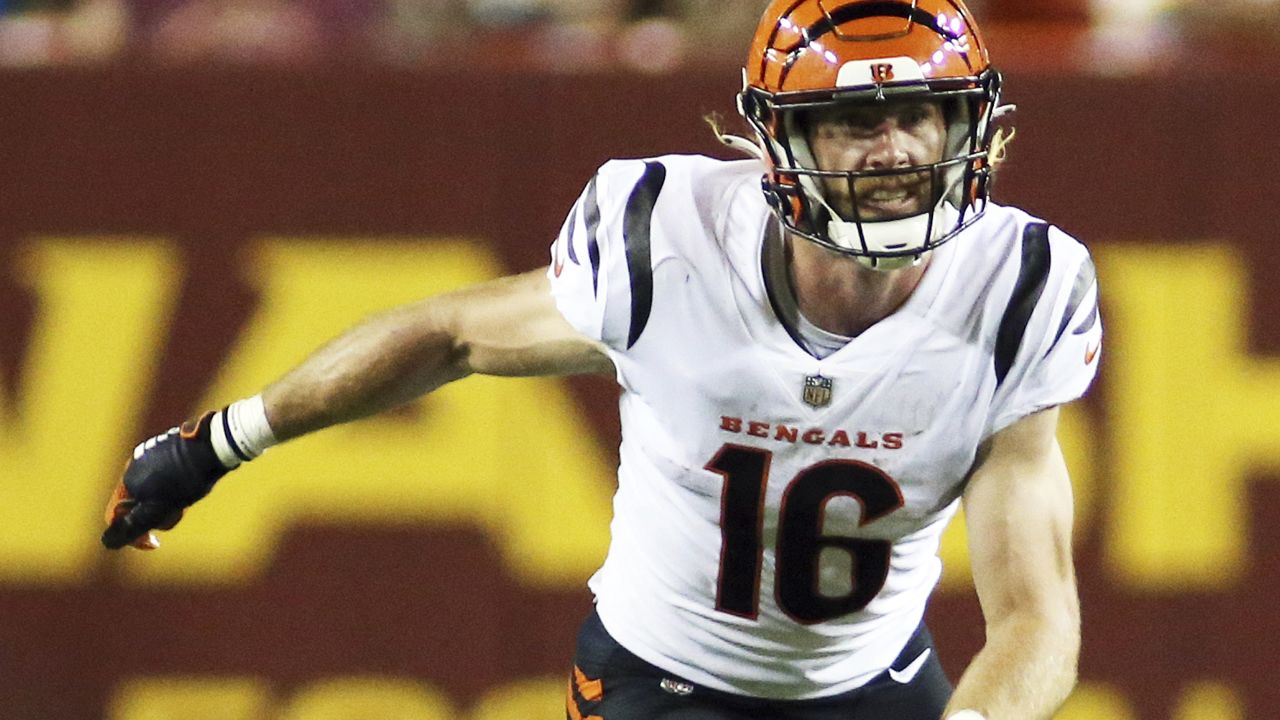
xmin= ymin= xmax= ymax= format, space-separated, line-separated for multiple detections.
xmin=739 ymin=0 xmax=1003 ymax=269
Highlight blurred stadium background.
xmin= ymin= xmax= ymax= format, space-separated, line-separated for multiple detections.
xmin=1 ymin=0 xmax=1278 ymax=718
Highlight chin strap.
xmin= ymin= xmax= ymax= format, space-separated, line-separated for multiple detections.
xmin=853 ymin=251 xmax=922 ymax=272
xmin=790 ymin=166 xmax=963 ymax=272
xmin=827 ymin=208 xmax=940 ymax=272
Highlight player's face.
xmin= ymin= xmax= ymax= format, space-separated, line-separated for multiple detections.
xmin=806 ymin=99 xmax=948 ymax=221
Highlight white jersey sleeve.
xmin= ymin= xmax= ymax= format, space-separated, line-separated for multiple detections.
xmin=986 ymin=223 xmax=1102 ymax=436
xmin=546 ymin=158 xmax=667 ymax=353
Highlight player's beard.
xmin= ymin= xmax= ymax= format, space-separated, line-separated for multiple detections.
xmin=827 ymin=171 xmax=934 ymax=221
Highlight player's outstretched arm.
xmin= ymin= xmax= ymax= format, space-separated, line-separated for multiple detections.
xmin=261 ymin=269 xmax=612 ymax=440
xmin=102 ymin=268 xmax=612 ymax=551
xmin=943 ymin=406 xmax=1081 ymax=720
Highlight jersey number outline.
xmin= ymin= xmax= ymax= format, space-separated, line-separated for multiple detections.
xmin=706 ymin=444 xmax=905 ymax=624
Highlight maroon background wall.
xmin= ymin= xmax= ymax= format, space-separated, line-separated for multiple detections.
xmin=2 ymin=60 xmax=1278 ymax=719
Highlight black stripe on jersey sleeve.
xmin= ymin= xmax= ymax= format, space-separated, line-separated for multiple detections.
xmin=584 ymin=176 xmax=602 ymax=296
xmin=1072 ymin=299 xmax=1099 ymax=335
xmin=995 ymin=222 xmax=1052 ymax=386
xmin=623 ymin=161 xmax=666 ymax=349
xmin=1047 ymin=255 xmax=1096 ymax=352
xmin=564 ymin=199 xmax=582 ymax=266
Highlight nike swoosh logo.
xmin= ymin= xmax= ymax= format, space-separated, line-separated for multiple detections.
xmin=887 ymin=647 xmax=932 ymax=684
xmin=1084 ymin=339 xmax=1101 ymax=365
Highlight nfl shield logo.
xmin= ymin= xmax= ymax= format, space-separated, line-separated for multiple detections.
xmin=802 ymin=374 xmax=833 ymax=408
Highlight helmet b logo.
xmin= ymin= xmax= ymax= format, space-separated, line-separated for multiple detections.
xmin=871 ymin=63 xmax=895 ymax=84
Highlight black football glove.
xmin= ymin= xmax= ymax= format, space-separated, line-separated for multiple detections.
xmin=102 ymin=411 xmax=232 ymax=550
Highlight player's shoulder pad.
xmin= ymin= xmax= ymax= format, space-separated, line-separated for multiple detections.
xmin=590 ymin=154 xmax=760 ymax=239
xmin=553 ymin=155 xmax=757 ymax=351
xmin=992 ymin=219 xmax=1098 ymax=388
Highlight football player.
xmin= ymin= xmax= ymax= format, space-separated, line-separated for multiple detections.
xmin=103 ymin=2 xmax=1101 ymax=719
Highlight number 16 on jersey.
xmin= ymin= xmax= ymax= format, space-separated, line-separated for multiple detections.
xmin=706 ymin=444 xmax=905 ymax=624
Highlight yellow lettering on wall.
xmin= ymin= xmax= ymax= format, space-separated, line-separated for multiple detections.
xmin=112 ymin=673 xmax=1236 ymax=720
xmin=1056 ymin=683 xmax=1135 ymax=720
xmin=0 ymin=240 xmax=178 ymax=583
xmin=938 ymin=401 xmax=1097 ymax=590
xmin=279 ymin=677 xmax=453 ymax=720
xmin=108 ymin=677 xmax=270 ymax=720
xmin=468 ymin=677 xmax=564 ymax=720
xmin=1101 ymin=245 xmax=1278 ymax=588
xmin=110 ymin=675 xmax=563 ymax=720
xmin=122 ymin=240 xmax=614 ymax=587
xmin=7 ymin=238 xmax=1262 ymax=596
xmin=1174 ymin=682 xmax=1243 ymax=720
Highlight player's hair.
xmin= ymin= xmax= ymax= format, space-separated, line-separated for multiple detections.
xmin=706 ymin=112 xmax=765 ymax=160
xmin=989 ymin=125 xmax=1015 ymax=169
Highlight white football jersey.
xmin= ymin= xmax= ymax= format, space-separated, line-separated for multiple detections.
xmin=547 ymin=154 xmax=1101 ymax=700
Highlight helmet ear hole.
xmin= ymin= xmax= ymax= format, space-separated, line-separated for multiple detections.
xmin=739 ymin=89 xmax=770 ymax=125
xmin=760 ymin=176 xmax=787 ymax=215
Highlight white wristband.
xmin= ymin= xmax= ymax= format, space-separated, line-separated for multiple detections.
xmin=946 ymin=711 xmax=987 ymax=720
xmin=209 ymin=395 xmax=278 ymax=468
